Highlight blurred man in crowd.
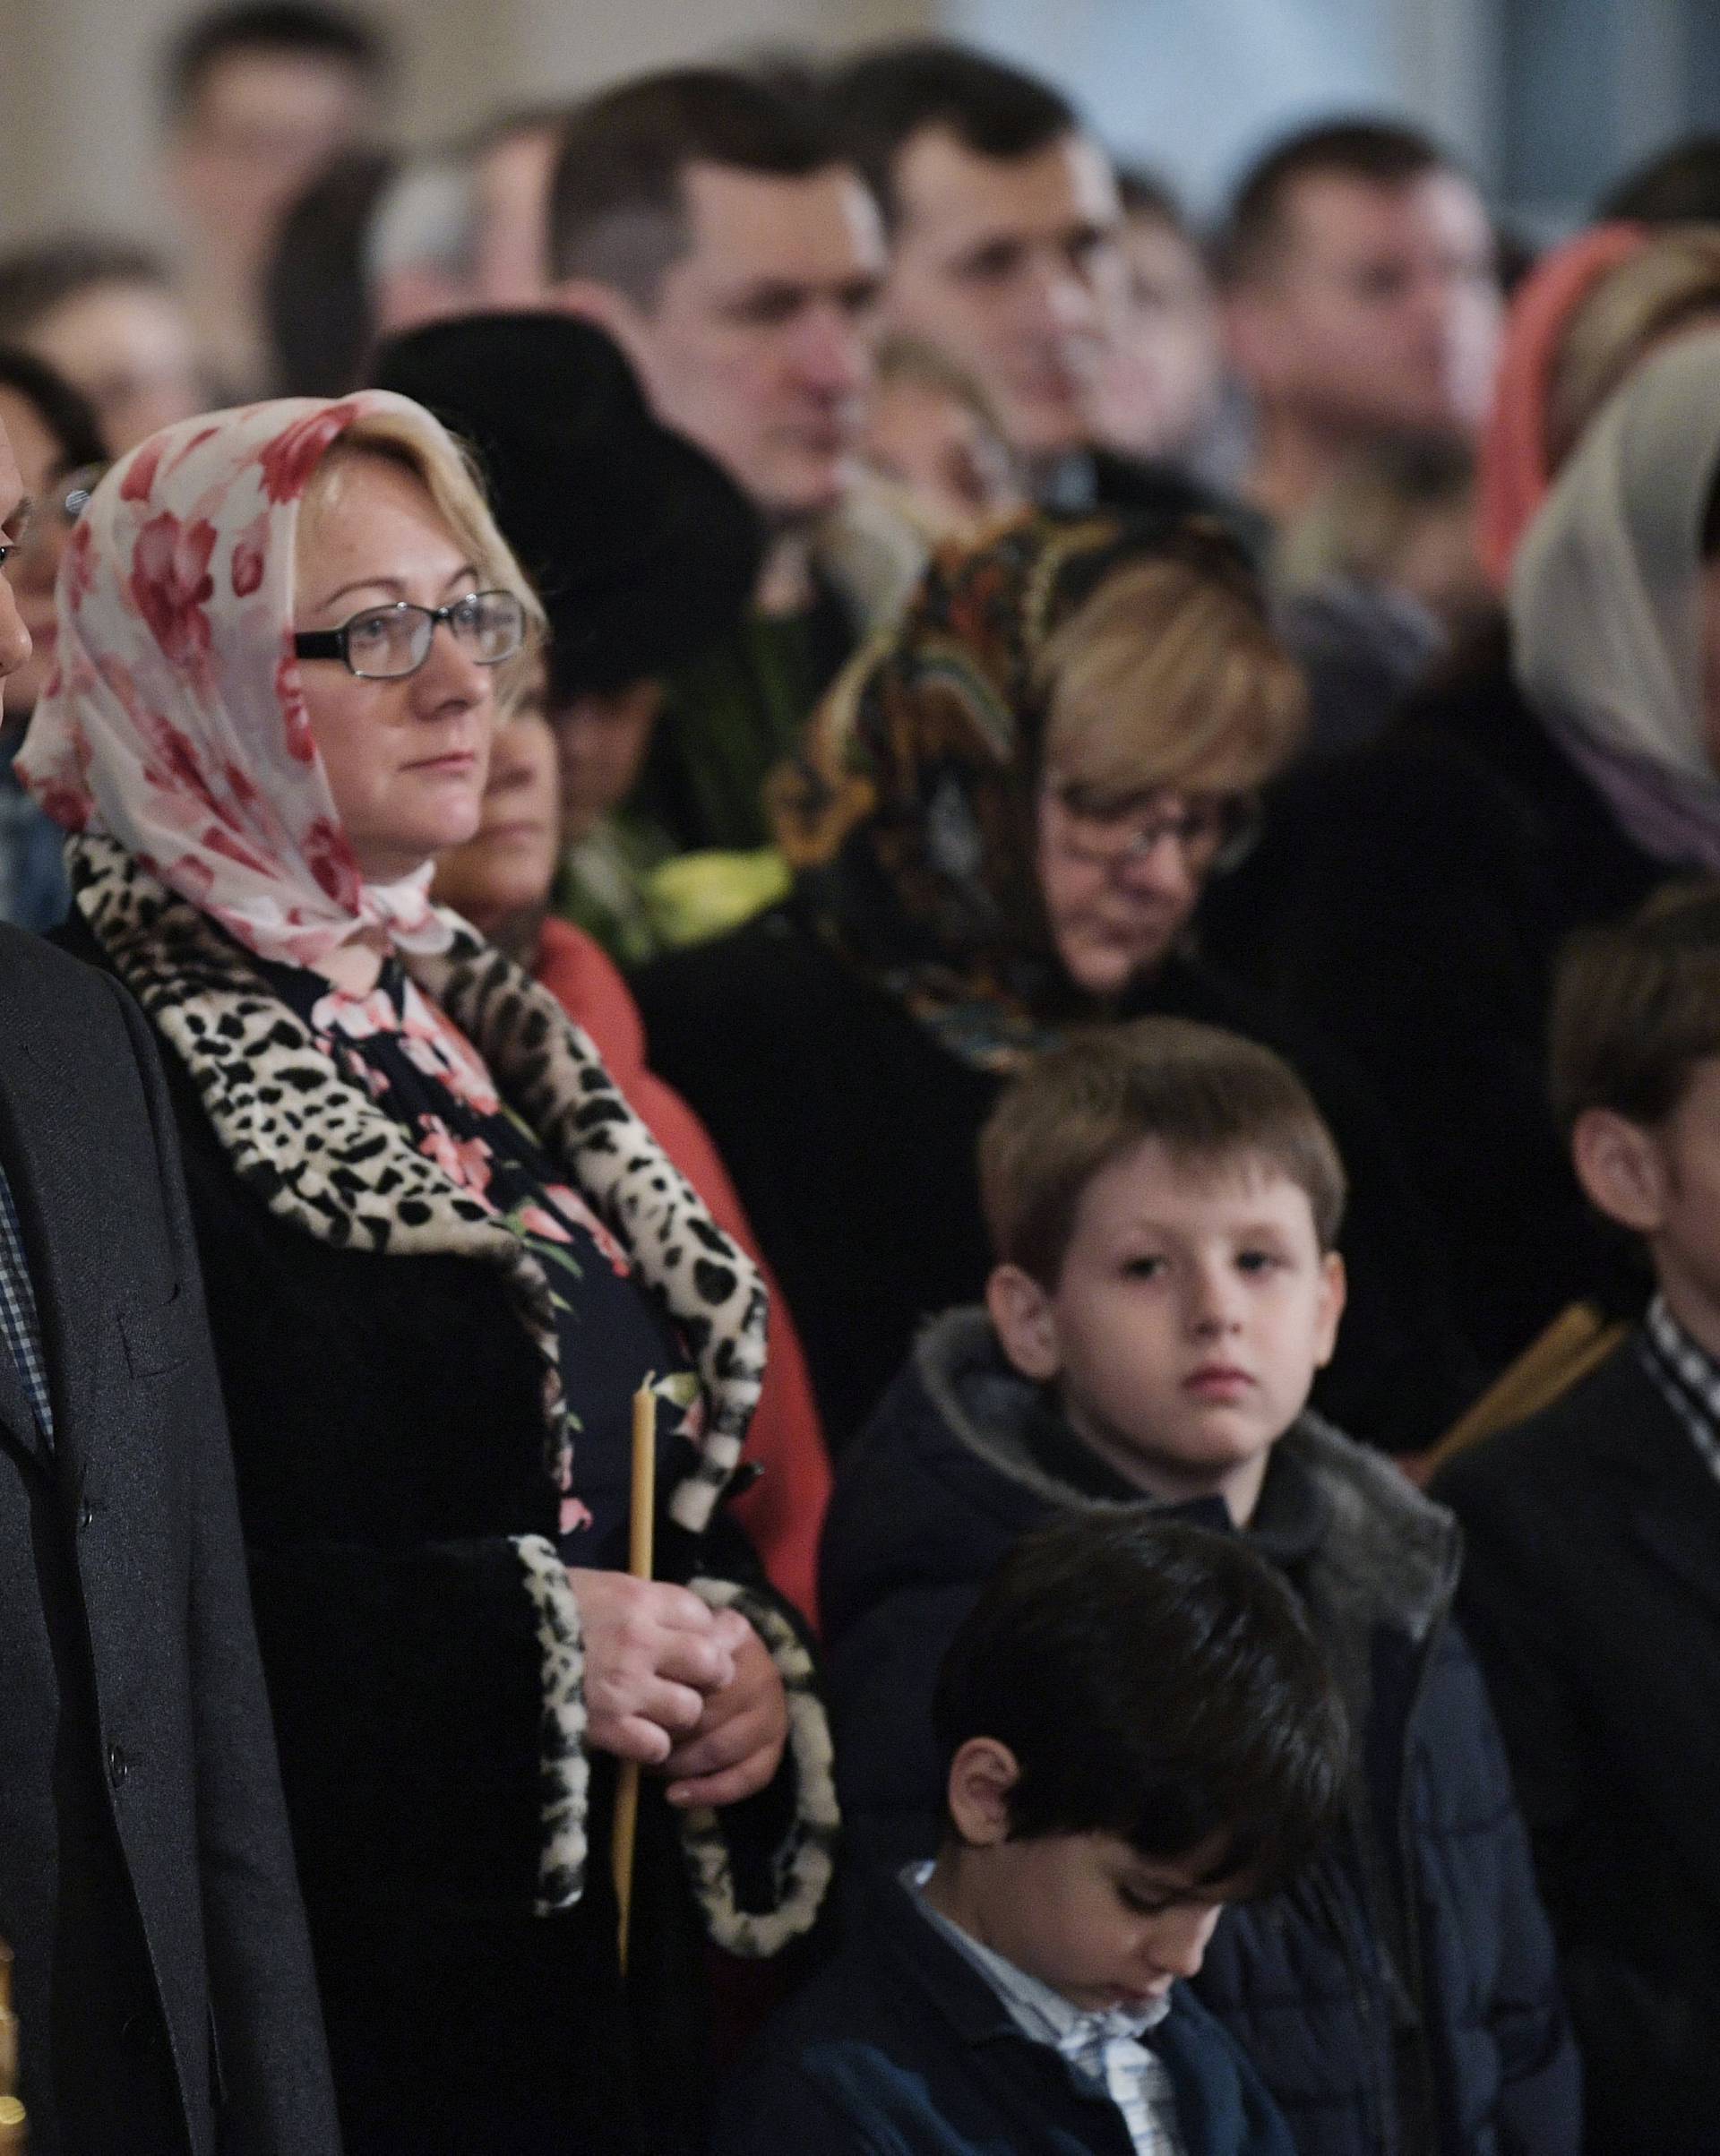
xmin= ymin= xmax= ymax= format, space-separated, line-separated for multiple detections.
xmin=548 ymin=68 xmax=885 ymax=854
xmin=826 ymin=40 xmax=1249 ymax=536
xmin=1092 ymin=167 xmax=1226 ymax=473
xmin=827 ymin=43 xmax=1118 ymax=499
xmin=0 ymin=240 xmax=205 ymax=453
xmin=473 ymin=105 xmax=569 ymax=306
xmin=162 ymin=0 xmax=393 ymax=399
xmin=366 ymin=151 xmax=482 ymax=338
xmin=1220 ymin=120 xmax=1501 ymax=524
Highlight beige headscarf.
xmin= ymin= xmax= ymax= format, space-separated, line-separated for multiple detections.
xmin=1509 ymin=326 xmax=1720 ymax=872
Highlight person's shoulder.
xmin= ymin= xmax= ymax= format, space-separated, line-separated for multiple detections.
xmin=1300 ymin=615 xmax=1539 ymax=830
xmin=1157 ymin=1982 xmax=1295 ymax=2147
xmin=1 ymin=917 xmax=113 ymax=997
xmin=0 ymin=919 xmax=139 ymax=1052
xmin=632 ymin=904 xmax=837 ymax=1023
xmin=1433 ymin=1336 xmax=1660 ymax=1521
xmin=822 ymin=1311 xmax=1036 ymax=1621
xmin=712 ymin=1894 xmax=924 ymax=2150
xmin=1284 ymin=1416 xmax=1460 ymax=1615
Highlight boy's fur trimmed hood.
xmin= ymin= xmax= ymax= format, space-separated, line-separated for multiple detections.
xmin=907 ymin=1305 xmax=1460 ymax=1644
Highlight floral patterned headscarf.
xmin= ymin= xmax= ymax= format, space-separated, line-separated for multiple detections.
xmin=20 ymin=394 xmax=483 ymax=969
xmin=770 ymin=508 xmax=1261 ymax=1070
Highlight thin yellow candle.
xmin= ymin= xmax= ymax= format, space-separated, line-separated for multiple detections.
xmin=612 ymin=1377 xmax=658 ymax=1975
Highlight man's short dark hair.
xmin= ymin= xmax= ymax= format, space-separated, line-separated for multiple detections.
xmin=163 ymin=3 xmax=391 ymax=124
xmin=934 ymin=1512 xmax=1346 ymax=1896
xmin=0 ymin=238 xmax=174 ymax=347
xmin=822 ymin=41 xmax=1079 ymax=231
xmin=547 ymin=67 xmax=838 ymax=306
xmin=1599 ymin=135 xmax=1720 ymax=226
xmin=1220 ymin=118 xmax=1460 ymax=286
xmin=0 ymin=347 xmax=107 ymax=471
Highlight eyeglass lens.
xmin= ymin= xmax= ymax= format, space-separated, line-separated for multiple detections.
xmin=1062 ymin=792 xmax=1221 ymax=850
xmin=345 ymin=592 xmax=523 ymax=679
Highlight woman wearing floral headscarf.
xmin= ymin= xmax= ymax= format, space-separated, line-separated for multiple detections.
xmin=23 ymin=394 xmax=836 ymax=2156
xmin=635 ymin=511 xmax=1477 ymax=1456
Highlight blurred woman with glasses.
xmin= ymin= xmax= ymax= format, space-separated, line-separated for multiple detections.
xmin=21 ymin=393 xmax=836 ymax=2154
xmin=636 ymin=511 xmax=1477 ymax=1457
xmin=0 ymin=346 xmax=107 ymax=928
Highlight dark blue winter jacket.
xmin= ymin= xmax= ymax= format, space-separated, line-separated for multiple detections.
xmin=820 ymin=1310 xmax=1581 ymax=2156
xmin=710 ymin=1871 xmax=1298 ymax=2155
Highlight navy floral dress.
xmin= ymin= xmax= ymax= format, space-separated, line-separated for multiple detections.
xmin=263 ymin=952 xmax=700 ymax=1569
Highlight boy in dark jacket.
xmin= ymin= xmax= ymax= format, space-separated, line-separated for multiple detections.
xmin=821 ymin=1018 xmax=1578 ymax=2156
xmin=714 ymin=1510 xmax=1345 ymax=2155
xmin=1434 ymin=881 xmax=1720 ymax=2154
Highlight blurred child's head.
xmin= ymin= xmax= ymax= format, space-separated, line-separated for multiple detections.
xmin=979 ymin=1018 xmax=1346 ymax=1520
xmin=929 ymin=1510 xmax=1346 ymax=2010
xmin=1552 ymin=880 xmax=1720 ymax=1348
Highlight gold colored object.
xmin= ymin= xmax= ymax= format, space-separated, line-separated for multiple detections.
xmin=612 ymin=1378 xmax=658 ymax=1978
xmin=1419 ymin=1301 xmax=1629 ymax=1480
xmin=0 ymin=1937 xmax=23 ymax=2147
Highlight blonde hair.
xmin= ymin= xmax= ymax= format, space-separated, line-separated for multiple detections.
xmin=297 ymin=403 xmax=546 ymax=686
xmin=1036 ymin=553 xmax=1307 ymax=799
xmin=1548 ymin=227 xmax=1720 ymax=472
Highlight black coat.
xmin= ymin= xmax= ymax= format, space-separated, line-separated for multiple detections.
xmin=1200 ymin=618 xmax=1665 ymax=1373
xmin=820 ymin=1310 xmax=1580 ymax=2156
xmin=1434 ymin=1339 xmax=1720 ymax=2153
xmin=0 ymin=926 xmax=337 ymax=2156
xmin=712 ymin=1873 xmax=1296 ymax=2156
xmin=59 ymin=852 xmax=836 ymax=2156
xmin=633 ymin=905 xmax=1478 ymax=1453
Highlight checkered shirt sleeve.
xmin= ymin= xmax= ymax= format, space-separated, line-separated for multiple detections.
xmin=0 ymin=1164 xmax=53 ymax=1440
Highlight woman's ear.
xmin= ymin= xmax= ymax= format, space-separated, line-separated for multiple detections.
xmin=986 ymin=1262 xmax=1062 ymax=1382
xmin=1570 ymin=1107 xmax=1668 ymax=1235
xmin=945 ymin=1737 xmax=1021 ymax=1849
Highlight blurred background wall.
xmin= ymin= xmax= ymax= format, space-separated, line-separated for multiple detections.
xmin=2 ymin=0 xmax=1717 ymax=246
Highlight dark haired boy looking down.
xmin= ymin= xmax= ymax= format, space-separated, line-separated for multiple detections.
xmin=820 ymin=1016 xmax=1579 ymax=2156
xmin=715 ymin=1511 xmax=1341 ymax=2154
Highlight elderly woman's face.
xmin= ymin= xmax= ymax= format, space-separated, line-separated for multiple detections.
xmin=1036 ymin=776 xmax=1223 ymax=996
xmin=294 ymin=450 xmax=496 ymax=881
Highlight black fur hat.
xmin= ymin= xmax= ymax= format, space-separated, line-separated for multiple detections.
xmin=369 ymin=311 xmax=765 ymax=697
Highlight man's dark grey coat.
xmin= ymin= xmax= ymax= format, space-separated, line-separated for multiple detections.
xmin=0 ymin=924 xmax=339 ymax=2153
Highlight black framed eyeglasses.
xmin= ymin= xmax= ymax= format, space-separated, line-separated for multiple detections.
xmin=293 ymin=589 xmax=527 ymax=681
xmin=1053 ymin=785 xmax=1262 ymax=876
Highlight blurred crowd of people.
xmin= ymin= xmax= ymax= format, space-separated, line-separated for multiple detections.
xmin=4 ymin=5 xmax=1720 ymax=2154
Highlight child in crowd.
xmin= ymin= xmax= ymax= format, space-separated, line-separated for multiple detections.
xmin=820 ymin=1018 xmax=1578 ymax=2156
xmin=1434 ymin=880 xmax=1720 ymax=2155
xmin=713 ymin=1511 xmax=1343 ymax=2154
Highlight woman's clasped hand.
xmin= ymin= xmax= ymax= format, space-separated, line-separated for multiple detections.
xmin=567 ymin=1569 xmax=788 ymax=1805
